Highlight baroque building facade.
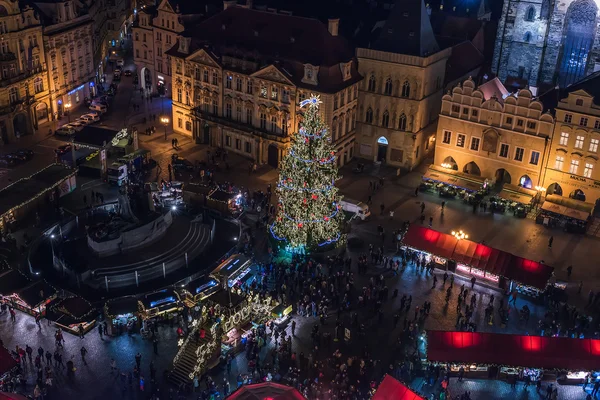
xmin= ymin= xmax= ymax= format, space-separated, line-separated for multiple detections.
xmin=0 ymin=0 xmax=49 ymax=143
xmin=435 ymin=77 xmax=554 ymax=188
xmin=167 ymin=5 xmax=361 ymax=167
xmin=492 ymin=0 xmax=600 ymax=89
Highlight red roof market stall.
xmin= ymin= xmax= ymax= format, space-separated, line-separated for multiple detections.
xmin=225 ymin=383 xmax=306 ymax=400
xmin=401 ymin=226 xmax=554 ymax=290
xmin=0 ymin=346 xmax=17 ymax=377
xmin=426 ymin=331 xmax=600 ymax=370
xmin=374 ymin=375 xmax=424 ymax=400
xmin=402 ymin=226 xmax=457 ymax=259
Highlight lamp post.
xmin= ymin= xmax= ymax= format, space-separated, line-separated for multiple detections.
xmin=64 ymin=103 xmax=71 ymax=123
xmin=451 ymin=230 xmax=468 ymax=240
xmin=161 ymin=116 xmax=169 ymax=140
xmin=534 ymin=185 xmax=546 ymax=207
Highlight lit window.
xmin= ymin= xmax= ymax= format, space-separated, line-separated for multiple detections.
xmin=456 ymin=134 xmax=465 ymax=148
xmin=584 ymin=163 xmax=594 ymax=178
xmin=575 ymin=135 xmax=584 ymax=149
xmin=554 ymin=156 xmax=564 ymax=170
xmin=589 ymin=138 xmax=599 ymax=153
xmin=569 ymin=159 xmax=579 ymax=174
xmin=559 ymin=132 xmax=569 ymax=146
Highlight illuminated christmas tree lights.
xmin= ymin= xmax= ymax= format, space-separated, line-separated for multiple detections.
xmin=270 ymin=95 xmax=344 ymax=250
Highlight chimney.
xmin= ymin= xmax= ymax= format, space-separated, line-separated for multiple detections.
xmin=328 ymin=18 xmax=339 ymax=36
xmin=223 ymin=0 xmax=236 ymax=10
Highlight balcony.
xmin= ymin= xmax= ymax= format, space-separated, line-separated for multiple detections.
xmin=0 ymin=65 xmax=46 ymax=88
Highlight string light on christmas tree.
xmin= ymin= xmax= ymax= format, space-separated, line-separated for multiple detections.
xmin=270 ymin=94 xmax=344 ymax=251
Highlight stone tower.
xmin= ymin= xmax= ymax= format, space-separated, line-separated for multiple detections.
xmin=492 ymin=0 xmax=600 ymax=89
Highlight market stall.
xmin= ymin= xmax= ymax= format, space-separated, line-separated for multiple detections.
xmin=206 ymin=188 xmax=242 ymax=215
xmin=210 ymin=254 xmax=255 ymax=289
xmin=139 ymin=289 xmax=182 ymax=321
xmin=45 ymin=296 xmax=96 ymax=335
xmin=506 ymin=257 xmax=555 ymax=297
xmin=374 ymin=375 xmax=424 ymax=400
xmin=8 ymin=280 xmax=57 ymax=317
xmin=536 ymin=194 xmax=593 ymax=233
xmin=491 ymin=184 xmax=536 ymax=217
xmin=104 ymin=296 xmax=141 ymax=336
xmin=181 ymin=276 xmax=220 ymax=307
xmin=401 ymin=226 xmax=458 ymax=269
xmin=147 ymin=181 xmax=184 ymax=210
xmin=421 ymin=165 xmax=489 ymax=202
xmin=226 ymin=382 xmax=306 ymax=400
xmin=182 ymin=182 xmax=213 ymax=207
xmin=452 ymin=240 xmax=513 ymax=287
xmin=271 ymin=303 xmax=293 ymax=327
xmin=0 ymin=345 xmax=17 ymax=381
xmin=205 ymin=289 xmax=252 ymax=359
xmin=426 ymin=331 xmax=600 ymax=382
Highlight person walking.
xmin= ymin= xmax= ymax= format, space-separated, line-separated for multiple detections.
xmin=548 ymin=236 xmax=553 ymax=248
xmin=135 ymin=353 xmax=142 ymax=369
xmin=291 ymin=320 xmax=296 ymax=336
xmin=98 ymin=323 xmax=104 ymax=340
xmin=567 ymin=265 xmax=573 ymax=279
xmin=110 ymin=358 xmax=117 ymax=374
xmin=80 ymin=346 xmax=87 ymax=365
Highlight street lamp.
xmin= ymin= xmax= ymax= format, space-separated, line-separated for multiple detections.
xmin=441 ymin=163 xmax=453 ymax=169
xmin=161 ymin=116 xmax=169 ymax=140
xmin=64 ymin=103 xmax=72 ymax=122
xmin=451 ymin=230 xmax=468 ymax=240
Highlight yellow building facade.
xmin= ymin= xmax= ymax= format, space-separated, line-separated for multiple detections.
xmin=435 ymin=78 xmax=554 ymax=189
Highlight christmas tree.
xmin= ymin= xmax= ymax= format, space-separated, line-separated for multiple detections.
xmin=270 ymin=95 xmax=344 ymax=251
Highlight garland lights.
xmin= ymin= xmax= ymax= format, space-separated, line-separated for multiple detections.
xmin=270 ymin=95 xmax=344 ymax=250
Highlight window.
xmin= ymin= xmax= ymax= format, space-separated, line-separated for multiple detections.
xmin=570 ymin=159 xmax=580 ymax=174
xmin=246 ymin=109 xmax=253 ymax=125
xmin=560 ymin=132 xmax=569 ymax=146
xmin=225 ymin=103 xmax=232 ymax=119
xmin=225 ymin=75 xmax=232 ymax=89
xmin=524 ymin=32 xmax=532 ymax=42
xmin=203 ymin=70 xmax=209 ymax=82
xmin=225 ymin=135 xmax=231 ymax=147
xmin=564 ymin=113 xmax=572 ymax=123
xmin=271 ymin=86 xmax=278 ymax=100
xmin=332 ymin=120 xmax=337 ymax=140
xmin=517 ymin=119 xmax=524 ymax=127
xmin=590 ymin=138 xmax=599 ymax=152
xmin=499 ymin=143 xmax=509 ymax=158
xmin=212 ymin=99 xmax=218 ymax=115
xmin=365 ymin=108 xmax=373 ymax=123
xmin=368 ymin=74 xmax=376 ymax=92
xmin=584 ymin=163 xmax=594 ymax=178
xmin=341 ymin=91 xmax=345 ymax=106
xmin=384 ymin=78 xmax=392 ymax=95
xmin=8 ymin=87 xmax=18 ymax=103
xmin=260 ymin=113 xmax=267 ymax=129
xmin=270 ymin=116 xmax=277 ymax=132
xmin=398 ymin=113 xmax=407 ymax=130
xmin=247 ymin=80 xmax=253 ymax=94
xmin=527 ymin=121 xmax=536 ymax=129
xmin=194 ymin=67 xmax=201 ymax=81
xmin=236 ymin=77 xmax=242 ymax=91
xmin=185 ymin=91 xmax=189 ymax=105
xmin=212 ymin=72 xmax=218 ymax=85
xmin=470 ymin=137 xmax=480 ymax=151
xmin=506 ymin=117 xmax=513 ymax=125
xmin=135 ymin=32 xmax=139 ymax=41
xmin=580 ymin=117 xmax=589 ymax=127
xmin=514 ymin=147 xmax=524 ymax=161
xmin=143 ymin=33 xmax=146 ymax=42
xmin=236 ymin=106 xmax=242 ymax=121
xmin=452 ymin=105 xmax=460 ymax=113
xmin=471 ymin=109 xmax=478 ymax=117
xmin=456 ymin=134 xmax=465 ymax=148
xmin=576 ymin=99 xmax=584 ymax=106
xmin=530 ymin=151 xmax=540 ymax=165
xmin=462 ymin=108 xmax=469 ymax=115
xmin=525 ymin=6 xmax=535 ymax=21
xmin=185 ymin=121 xmax=192 ymax=131
xmin=401 ymin=80 xmax=410 ymax=97
xmin=260 ymin=85 xmax=267 ymax=98
xmin=382 ymin=111 xmax=389 ymax=128
xmin=245 ymin=142 xmax=251 ymax=154
xmin=575 ymin=135 xmax=584 ymax=149
xmin=177 ymin=87 xmax=182 ymax=103
xmin=282 ymin=89 xmax=290 ymax=103
xmin=177 ymin=118 xmax=182 ymax=128
xmin=555 ymin=156 xmax=564 ymax=170
xmin=595 ymin=120 xmax=600 ymax=129
xmin=34 ymin=77 xmax=43 ymax=93
xmin=235 ymin=139 xmax=241 ymax=150
xmin=442 ymin=130 xmax=451 ymax=144
xmin=333 ymin=95 xmax=338 ymax=110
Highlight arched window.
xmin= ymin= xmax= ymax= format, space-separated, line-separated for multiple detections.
xmin=332 ymin=117 xmax=338 ymax=140
xmin=365 ymin=108 xmax=373 ymax=123
xmin=576 ymin=99 xmax=584 ymax=106
xmin=384 ymin=78 xmax=393 ymax=95
xmin=368 ymin=74 xmax=376 ymax=92
xmin=398 ymin=113 xmax=407 ymax=131
xmin=524 ymin=32 xmax=532 ymax=42
xmin=345 ymin=114 xmax=350 ymax=133
xmin=34 ymin=77 xmax=44 ymax=93
xmin=540 ymin=0 xmax=550 ymax=18
xmin=401 ymin=80 xmax=410 ymax=98
xmin=8 ymin=87 xmax=18 ymax=103
xmin=382 ymin=111 xmax=389 ymax=127
xmin=525 ymin=6 xmax=535 ymax=21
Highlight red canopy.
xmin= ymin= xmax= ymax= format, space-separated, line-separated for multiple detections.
xmin=0 ymin=347 xmax=17 ymax=377
xmin=402 ymin=226 xmax=457 ymax=259
xmin=226 ymin=383 xmax=306 ymax=400
xmin=0 ymin=394 xmax=29 ymax=400
xmin=373 ymin=375 xmax=424 ymax=400
xmin=402 ymin=226 xmax=553 ymax=289
xmin=426 ymin=331 xmax=600 ymax=370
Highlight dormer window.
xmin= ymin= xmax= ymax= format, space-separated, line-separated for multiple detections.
xmin=576 ymin=98 xmax=584 ymax=106
xmin=302 ymin=64 xmax=318 ymax=85
xmin=340 ymin=61 xmax=352 ymax=81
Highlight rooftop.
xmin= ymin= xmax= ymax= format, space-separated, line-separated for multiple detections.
xmin=539 ymin=70 xmax=600 ymax=112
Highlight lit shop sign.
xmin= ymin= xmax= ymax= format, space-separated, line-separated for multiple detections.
xmin=157 ymin=75 xmax=165 ymax=81
xmin=111 ymin=129 xmax=129 ymax=146
xmin=86 ymin=151 xmax=99 ymax=161
xmin=149 ymin=296 xmax=175 ymax=308
xmin=195 ymin=280 xmax=218 ymax=294
xmin=228 ymin=267 xmax=252 ymax=288
xmin=68 ymin=85 xmax=85 ymax=95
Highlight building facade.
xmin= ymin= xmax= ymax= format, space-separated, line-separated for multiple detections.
xmin=435 ymin=78 xmax=554 ymax=187
xmin=167 ymin=6 xmax=361 ymax=167
xmin=355 ymin=0 xmax=451 ymax=170
xmin=35 ymin=0 xmax=96 ymax=121
xmin=492 ymin=0 xmax=600 ymax=89
xmin=541 ymin=74 xmax=600 ymax=206
xmin=0 ymin=0 xmax=50 ymax=144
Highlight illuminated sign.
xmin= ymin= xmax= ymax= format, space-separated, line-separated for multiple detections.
xmin=111 ymin=128 xmax=129 ymax=146
xmin=86 ymin=151 xmax=99 ymax=161
xmin=377 ymin=136 xmax=389 ymax=145
xmin=149 ymin=296 xmax=175 ymax=308
xmin=195 ymin=280 xmax=218 ymax=294
xmin=68 ymin=85 xmax=85 ymax=96
xmin=157 ymin=75 xmax=165 ymax=81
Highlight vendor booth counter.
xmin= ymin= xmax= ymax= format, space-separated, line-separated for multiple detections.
xmin=180 ymin=276 xmax=220 ymax=307
xmin=426 ymin=331 xmax=600 ymax=382
xmin=420 ymin=165 xmax=489 ymax=203
xmin=206 ymin=189 xmax=242 ymax=215
xmin=210 ymin=254 xmax=254 ymax=289
xmin=104 ymin=296 xmax=141 ymax=336
xmin=0 ymin=345 xmax=18 ymax=380
xmin=45 ymin=296 xmax=96 ymax=335
xmin=536 ymin=194 xmax=593 ymax=233
xmin=402 ymin=226 xmax=554 ymax=294
xmin=226 ymin=382 xmax=306 ymax=400
xmin=8 ymin=280 xmax=57 ymax=317
xmin=139 ymin=289 xmax=182 ymax=320
xmin=491 ymin=184 xmax=536 ymax=218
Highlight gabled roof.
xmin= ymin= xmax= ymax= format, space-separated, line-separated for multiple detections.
xmin=371 ymin=0 xmax=439 ymax=57
xmin=539 ymin=71 xmax=600 ymax=112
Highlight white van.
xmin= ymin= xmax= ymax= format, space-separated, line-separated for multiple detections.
xmin=340 ymin=198 xmax=371 ymax=220
xmin=89 ymin=104 xmax=107 ymax=114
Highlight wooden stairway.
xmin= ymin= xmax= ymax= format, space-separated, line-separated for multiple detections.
xmin=169 ymin=323 xmax=221 ymax=386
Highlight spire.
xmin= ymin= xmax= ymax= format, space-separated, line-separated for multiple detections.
xmin=372 ymin=0 xmax=439 ymax=57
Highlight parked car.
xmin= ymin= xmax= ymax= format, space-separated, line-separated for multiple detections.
xmin=16 ymin=149 xmax=34 ymax=160
xmin=55 ymin=144 xmax=72 ymax=155
xmin=116 ymin=59 xmax=124 ymax=67
xmin=6 ymin=153 xmax=26 ymax=163
xmin=0 ymin=156 xmax=16 ymax=167
xmin=66 ymin=121 xmax=85 ymax=131
xmin=92 ymin=99 xmax=109 ymax=107
xmin=55 ymin=127 xmax=76 ymax=137
xmin=89 ymin=104 xmax=107 ymax=114
xmin=124 ymin=70 xmax=132 ymax=77
xmin=80 ymin=113 xmax=100 ymax=123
